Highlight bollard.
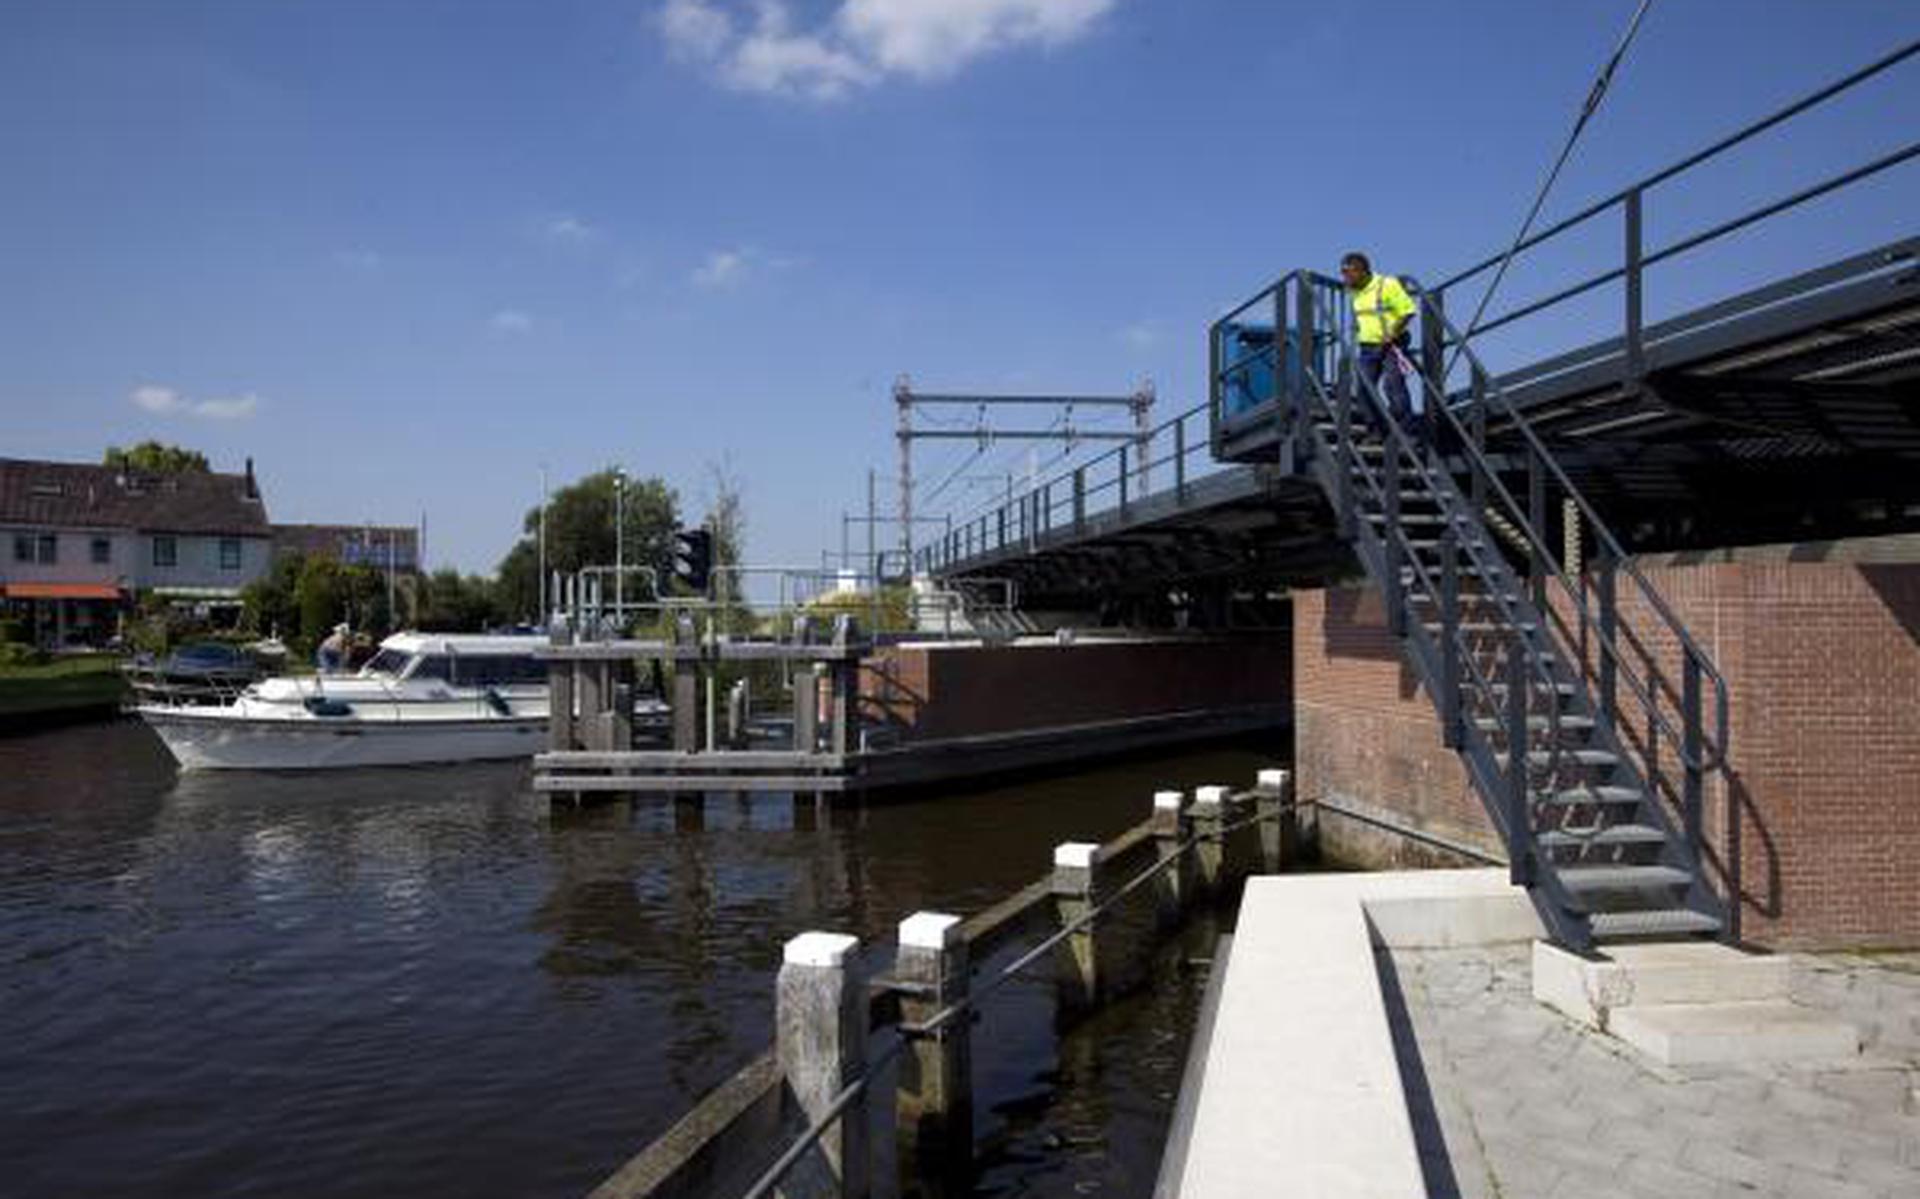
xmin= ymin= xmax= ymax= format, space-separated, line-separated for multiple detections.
xmin=1051 ymin=841 xmax=1106 ymax=1019
xmin=1191 ymin=785 xmax=1229 ymax=899
xmin=1253 ymin=768 xmax=1296 ymax=873
xmin=1150 ymin=789 xmax=1191 ymax=930
xmin=794 ymin=663 xmax=822 ymax=754
xmin=548 ymin=617 xmax=576 ymax=753
xmin=776 ymin=931 xmax=869 ymax=1199
xmin=894 ymin=912 xmax=972 ymax=1197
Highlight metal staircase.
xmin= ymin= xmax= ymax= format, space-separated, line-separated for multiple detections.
xmin=1213 ymin=271 xmax=1731 ymax=951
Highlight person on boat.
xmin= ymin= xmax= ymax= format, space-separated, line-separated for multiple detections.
xmin=316 ymin=623 xmax=350 ymax=674
xmin=1340 ymin=251 xmax=1422 ymax=443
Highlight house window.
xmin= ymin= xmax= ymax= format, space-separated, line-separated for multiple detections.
xmin=219 ymin=538 xmax=242 ymax=570
xmin=91 ymin=537 xmax=111 ymax=565
xmin=152 ymin=536 xmax=177 ymax=568
xmin=36 ymin=534 xmax=56 ymax=564
xmin=11 ymin=534 xmax=29 ymax=563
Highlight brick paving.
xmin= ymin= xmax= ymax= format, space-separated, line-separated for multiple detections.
xmin=1382 ymin=944 xmax=1920 ymax=1199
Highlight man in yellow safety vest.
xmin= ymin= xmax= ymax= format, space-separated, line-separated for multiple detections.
xmin=1340 ymin=251 xmax=1421 ymax=441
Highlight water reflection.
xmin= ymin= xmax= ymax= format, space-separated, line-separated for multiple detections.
xmin=0 ymin=721 xmax=1278 ymax=1198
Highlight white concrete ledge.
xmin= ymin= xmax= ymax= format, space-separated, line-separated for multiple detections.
xmin=1169 ymin=869 xmax=1540 ymax=1198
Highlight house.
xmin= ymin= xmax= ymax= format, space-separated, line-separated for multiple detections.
xmin=0 ymin=457 xmax=272 ymax=647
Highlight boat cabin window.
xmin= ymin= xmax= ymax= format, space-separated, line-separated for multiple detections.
xmin=451 ymin=655 xmax=546 ymax=687
xmin=363 ymin=648 xmax=414 ymax=676
xmin=410 ymin=655 xmax=453 ymax=682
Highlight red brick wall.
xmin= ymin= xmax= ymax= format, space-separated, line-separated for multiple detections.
xmin=1296 ymin=563 xmax=1920 ymax=950
xmin=864 ymin=635 xmax=1290 ymax=742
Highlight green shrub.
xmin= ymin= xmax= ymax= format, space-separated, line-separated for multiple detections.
xmin=0 ymin=618 xmax=24 ymax=645
xmin=0 ymin=641 xmax=44 ymax=668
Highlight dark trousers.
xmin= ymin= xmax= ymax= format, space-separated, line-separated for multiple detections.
xmin=1358 ymin=342 xmax=1421 ymax=443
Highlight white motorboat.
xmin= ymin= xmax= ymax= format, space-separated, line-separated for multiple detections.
xmin=136 ymin=632 xmax=552 ymax=770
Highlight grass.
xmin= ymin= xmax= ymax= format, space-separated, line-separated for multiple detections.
xmin=0 ymin=654 xmax=128 ymax=718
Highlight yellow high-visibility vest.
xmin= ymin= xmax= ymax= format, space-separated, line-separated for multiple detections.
xmin=1350 ymin=274 xmax=1416 ymax=345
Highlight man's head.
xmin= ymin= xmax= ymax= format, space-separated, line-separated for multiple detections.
xmin=1340 ymin=252 xmax=1372 ymax=290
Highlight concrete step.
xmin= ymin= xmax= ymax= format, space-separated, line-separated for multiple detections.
xmin=1610 ymin=1002 xmax=1861 ymax=1067
xmin=1535 ymin=938 xmax=1788 ymax=1025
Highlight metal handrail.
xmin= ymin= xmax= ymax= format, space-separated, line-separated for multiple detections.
xmin=1433 ymin=39 xmax=1919 ymax=296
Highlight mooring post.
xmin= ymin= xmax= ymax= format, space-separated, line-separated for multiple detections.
xmin=1150 ymin=789 xmax=1191 ymax=930
xmin=1191 ymin=784 xmax=1229 ymax=899
xmin=1051 ymin=841 xmax=1106 ymax=1019
xmin=672 ymin=619 xmax=700 ymax=754
xmin=578 ymin=656 xmax=609 ymax=751
xmin=794 ymin=662 xmax=821 ymax=754
xmin=776 ymin=931 xmax=869 ymax=1199
xmin=548 ymin=616 xmax=576 ymax=753
xmin=894 ymin=912 xmax=971 ymax=1196
xmin=727 ymin=678 xmax=748 ymax=749
xmin=1253 ymin=768 xmax=1295 ymax=873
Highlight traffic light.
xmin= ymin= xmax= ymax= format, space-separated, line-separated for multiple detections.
xmin=671 ymin=527 xmax=713 ymax=593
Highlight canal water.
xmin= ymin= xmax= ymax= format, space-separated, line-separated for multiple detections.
xmin=1 ymin=719 xmax=1280 ymax=1198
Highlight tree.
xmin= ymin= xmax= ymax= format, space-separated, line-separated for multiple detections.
xmin=415 ymin=569 xmax=503 ymax=632
xmin=701 ymin=458 xmax=751 ymax=633
xmin=104 ymin=441 xmax=209 ymax=474
xmin=496 ymin=468 xmax=680 ymax=622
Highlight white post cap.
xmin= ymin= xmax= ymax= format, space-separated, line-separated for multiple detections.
xmin=783 ymin=931 xmax=859 ymax=968
xmin=1153 ymin=789 xmax=1186 ymax=811
xmin=1053 ymin=841 xmax=1103 ymax=869
xmin=1193 ymin=784 xmax=1230 ymax=807
xmin=1256 ymin=768 xmax=1290 ymax=790
xmin=898 ymin=911 xmax=963 ymax=951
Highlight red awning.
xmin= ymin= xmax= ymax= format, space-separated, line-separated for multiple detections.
xmin=3 ymin=582 xmax=124 ymax=600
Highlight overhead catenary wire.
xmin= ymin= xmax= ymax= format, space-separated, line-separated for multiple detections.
xmin=1446 ymin=0 xmax=1657 ymax=378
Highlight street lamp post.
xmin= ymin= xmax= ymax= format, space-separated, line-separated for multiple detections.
xmin=614 ymin=467 xmax=626 ymax=632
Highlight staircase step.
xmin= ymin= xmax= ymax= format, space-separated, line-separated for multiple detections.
xmin=1423 ymin=620 xmax=1537 ymax=635
xmin=1557 ymin=863 xmax=1691 ymax=894
xmin=1539 ymin=784 xmax=1643 ymax=807
xmin=1609 ymin=1001 xmax=1860 ymax=1066
xmin=1589 ymin=907 xmax=1722 ymax=939
xmin=1537 ymin=823 xmax=1664 ymax=849
xmin=1473 ymin=714 xmax=1596 ymax=734
xmin=1490 ymin=680 xmax=1578 ymax=697
xmin=1364 ymin=511 xmax=1449 ymax=525
xmin=1494 ymin=747 xmax=1617 ymax=770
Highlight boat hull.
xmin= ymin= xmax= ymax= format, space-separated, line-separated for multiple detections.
xmin=137 ymin=706 xmax=547 ymax=770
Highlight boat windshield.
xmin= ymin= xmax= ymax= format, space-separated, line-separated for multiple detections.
xmin=361 ymin=648 xmax=415 ymax=677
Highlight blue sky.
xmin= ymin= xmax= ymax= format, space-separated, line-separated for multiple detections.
xmin=3 ymin=1 xmax=1915 ymax=575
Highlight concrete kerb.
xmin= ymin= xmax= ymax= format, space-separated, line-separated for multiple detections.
xmin=1165 ymin=870 xmax=1544 ymax=1199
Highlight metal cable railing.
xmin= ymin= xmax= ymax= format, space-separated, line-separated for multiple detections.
xmin=735 ymin=804 xmax=1275 ymax=1199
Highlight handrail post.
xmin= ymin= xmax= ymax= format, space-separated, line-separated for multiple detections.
xmin=1420 ymin=289 xmax=1445 ymax=460
xmin=1625 ymin=187 xmax=1645 ymax=392
xmin=1506 ymin=642 xmax=1532 ymax=886
xmin=1174 ymin=419 xmax=1188 ymax=503
xmin=1440 ymin=527 xmax=1462 ymax=748
xmin=1384 ymin=439 xmax=1405 ymax=638
xmin=1336 ymin=360 xmax=1356 ymax=540
xmin=1295 ymin=274 xmax=1318 ymax=473
xmin=1074 ymin=468 xmax=1086 ymax=532
xmin=1275 ymin=282 xmax=1296 ymax=475
xmin=1597 ymin=554 xmax=1618 ymax=733
xmin=1528 ymin=448 xmax=1547 ymax=611
xmin=1683 ymin=653 xmax=1704 ymax=854
xmin=1118 ymin=444 xmax=1130 ymax=517
xmin=1470 ymin=365 xmax=1488 ymax=514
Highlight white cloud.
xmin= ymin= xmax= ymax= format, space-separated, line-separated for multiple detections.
xmin=489 ymin=309 xmax=534 ymax=333
xmin=131 ymin=385 xmax=185 ymax=414
xmin=655 ymin=0 xmax=1113 ymax=98
xmin=192 ymin=394 xmax=259 ymax=420
xmin=691 ymin=248 xmax=749 ymax=289
xmin=1120 ymin=319 xmax=1162 ymax=351
xmin=128 ymin=384 xmax=259 ymax=420
xmin=543 ymin=215 xmax=596 ymax=242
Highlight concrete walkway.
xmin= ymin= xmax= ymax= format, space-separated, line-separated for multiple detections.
xmin=1389 ymin=943 xmax=1920 ymax=1199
